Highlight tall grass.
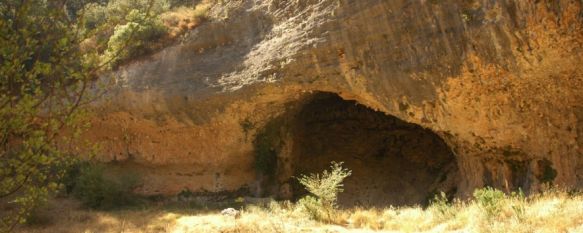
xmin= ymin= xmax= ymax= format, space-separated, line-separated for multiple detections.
xmin=342 ymin=188 xmax=583 ymax=233
xmin=200 ymin=189 xmax=583 ymax=233
xmin=17 ymin=188 xmax=583 ymax=233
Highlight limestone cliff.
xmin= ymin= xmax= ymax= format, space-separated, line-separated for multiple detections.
xmin=84 ymin=0 xmax=583 ymax=203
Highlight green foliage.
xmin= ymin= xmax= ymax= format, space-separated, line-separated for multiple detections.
xmin=81 ymin=3 xmax=108 ymax=31
xmin=106 ymin=0 xmax=170 ymax=21
xmin=297 ymin=162 xmax=352 ymax=208
xmin=77 ymin=0 xmax=210 ymax=69
xmin=74 ymin=0 xmax=214 ymax=70
xmin=64 ymin=0 xmax=108 ymax=19
xmin=71 ymin=163 xmax=141 ymax=210
xmin=61 ymin=161 xmax=88 ymax=196
xmin=296 ymin=162 xmax=351 ymax=222
xmin=104 ymin=9 xmax=167 ymax=67
xmin=0 ymin=0 xmax=99 ymax=230
xmin=296 ymin=195 xmax=327 ymax=221
xmin=0 ymin=0 xmax=163 ymax=229
xmin=80 ymin=0 xmax=170 ymax=30
xmin=473 ymin=187 xmax=506 ymax=218
xmin=75 ymin=0 xmax=173 ymax=68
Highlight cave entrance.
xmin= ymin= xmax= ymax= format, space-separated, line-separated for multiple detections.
xmin=282 ymin=92 xmax=459 ymax=208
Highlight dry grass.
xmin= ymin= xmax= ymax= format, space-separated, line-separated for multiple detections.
xmin=160 ymin=2 xmax=212 ymax=38
xmin=345 ymin=190 xmax=583 ymax=233
xmin=15 ymin=190 xmax=583 ymax=233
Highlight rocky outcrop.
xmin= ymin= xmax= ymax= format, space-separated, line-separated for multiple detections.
xmin=85 ymin=0 xmax=583 ymax=201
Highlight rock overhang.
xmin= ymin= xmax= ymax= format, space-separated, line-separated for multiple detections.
xmin=84 ymin=0 xmax=583 ymax=199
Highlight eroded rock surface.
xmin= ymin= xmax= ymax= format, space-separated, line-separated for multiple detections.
xmin=85 ymin=0 xmax=583 ymax=202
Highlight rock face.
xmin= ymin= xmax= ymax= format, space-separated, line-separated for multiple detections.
xmin=85 ymin=0 xmax=583 ymax=203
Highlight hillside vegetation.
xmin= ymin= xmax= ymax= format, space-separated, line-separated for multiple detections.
xmin=0 ymin=1 xmax=214 ymax=230
xmin=78 ymin=0 xmax=212 ymax=68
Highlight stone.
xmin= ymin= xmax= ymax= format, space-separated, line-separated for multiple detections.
xmin=221 ymin=208 xmax=241 ymax=218
xmin=81 ymin=0 xmax=583 ymax=202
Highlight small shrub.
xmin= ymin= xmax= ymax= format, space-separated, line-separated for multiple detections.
xmin=296 ymin=195 xmax=325 ymax=220
xmin=71 ymin=163 xmax=141 ymax=210
xmin=296 ymin=161 xmax=351 ymax=222
xmin=297 ymin=161 xmax=352 ymax=207
xmin=104 ymin=9 xmax=167 ymax=67
xmin=473 ymin=187 xmax=505 ymax=219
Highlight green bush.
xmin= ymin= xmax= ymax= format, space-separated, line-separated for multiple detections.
xmin=61 ymin=161 xmax=89 ymax=195
xmin=106 ymin=0 xmax=170 ymax=21
xmin=473 ymin=187 xmax=505 ymax=218
xmin=71 ymin=163 xmax=141 ymax=210
xmin=81 ymin=3 xmax=108 ymax=31
xmin=75 ymin=0 xmax=172 ymax=67
xmin=297 ymin=161 xmax=352 ymax=208
xmin=296 ymin=161 xmax=351 ymax=222
xmin=0 ymin=1 xmax=97 ymax=229
xmin=297 ymin=195 xmax=326 ymax=221
xmin=104 ymin=9 xmax=167 ymax=67
xmin=79 ymin=0 xmax=170 ymax=34
xmin=75 ymin=0 xmax=214 ymax=69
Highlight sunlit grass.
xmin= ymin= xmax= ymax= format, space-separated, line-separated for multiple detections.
xmin=16 ymin=189 xmax=583 ymax=233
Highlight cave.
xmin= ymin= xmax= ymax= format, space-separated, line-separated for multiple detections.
xmin=277 ymin=92 xmax=459 ymax=208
